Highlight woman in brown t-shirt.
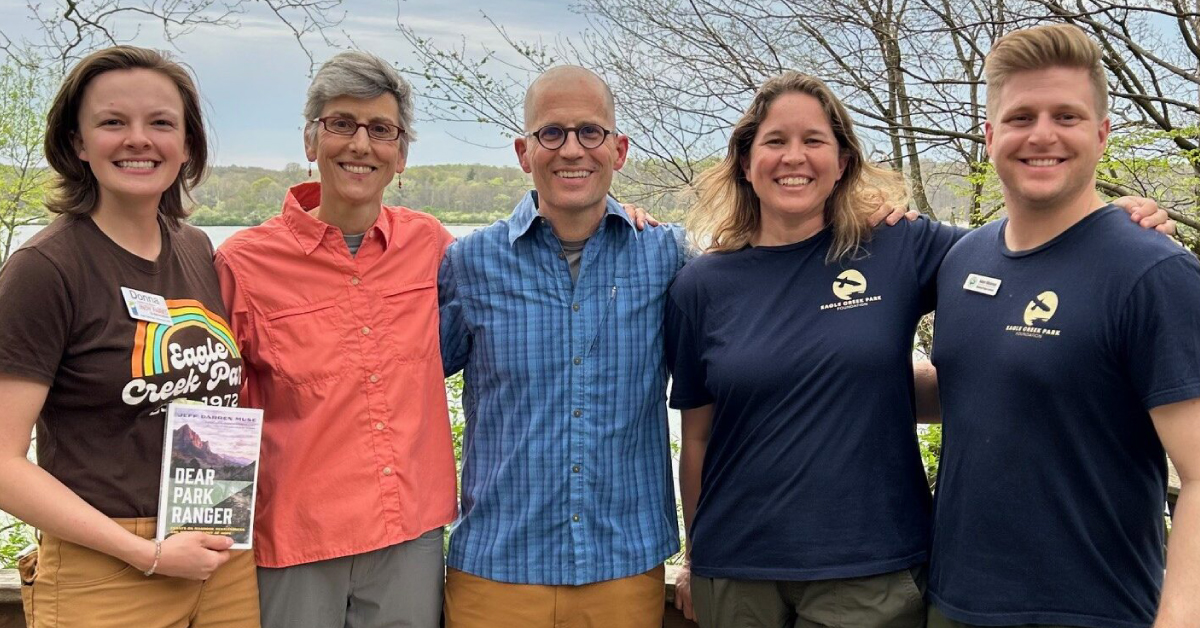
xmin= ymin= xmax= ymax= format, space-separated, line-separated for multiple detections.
xmin=0 ymin=47 xmax=259 ymax=627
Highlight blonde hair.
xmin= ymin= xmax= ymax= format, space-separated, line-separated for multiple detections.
xmin=687 ymin=71 xmax=907 ymax=260
xmin=985 ymin=23 xmax=1108 ymax=119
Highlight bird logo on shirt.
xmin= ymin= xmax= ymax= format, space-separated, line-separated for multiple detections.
xmin=1023 ymin=291 xmax=1059 ymax=326
xmin=832 ymin=270 xmax=868 ymax=301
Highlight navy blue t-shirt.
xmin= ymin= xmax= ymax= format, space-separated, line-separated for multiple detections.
xmin=666 ymin=217 xmax=964 ymax=580
xmin=930 ymin=206 xmax=1200 ymax=628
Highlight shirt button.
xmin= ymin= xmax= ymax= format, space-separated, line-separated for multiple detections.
xmin=572 ymin=514 xmax=580 ymax=522
xmin=573 ymin=409 xmax=582 ymax=417
xmin=361 ymin=326 xmax=371 ymax=335
xmin=382 ymin=467 xmax=393 ymax=476
xmin=572 ymin=465 xmax=581 ymax=473
xmin=558 ymin=251 xmax=566 ymax=260
xmin=572 ymin=303 xmax=580 ymax=312
xmin=369 ymin=373 xmax=380 ymax=383
xmin=350 ymin=276 xmax=361 ymax=286
xmin=573 ymin=357 xmax=581 ymax=365
xmin=375 ymin=422 xmax=386 ymax=431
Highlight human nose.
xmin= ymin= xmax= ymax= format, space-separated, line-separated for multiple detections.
xmin=124 ymin=122 xmax=152 ymax=150
xmin=348 ymin=125 xmax=372 ymax=152
xmin=558 ymin=130 xmax=586 ymax=158
xmin=781 ymin=140 xmax=806 ymax=164
xmin=1028 ymin=114 xmax=1058 ymax=145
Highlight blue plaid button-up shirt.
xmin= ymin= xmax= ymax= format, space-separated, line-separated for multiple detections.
xmin=439 ymin=191 xmax=685 ymax=585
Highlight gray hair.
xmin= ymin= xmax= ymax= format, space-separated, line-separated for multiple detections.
xmin=303 ymin=50 xmax=416 ymax=152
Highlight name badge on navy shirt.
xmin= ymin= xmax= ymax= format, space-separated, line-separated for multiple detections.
xmin=121 ymin=287 xmax=174 ymax=325
xmin=963 ymin=273 xmax=1001 ymax=296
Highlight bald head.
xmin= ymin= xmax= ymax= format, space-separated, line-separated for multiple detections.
xmin=523 ymin=65 xmax=616 ymax=131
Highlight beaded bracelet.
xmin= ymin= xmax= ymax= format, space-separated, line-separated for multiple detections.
xmin=143 ymin=539 xmax=162 ymax=576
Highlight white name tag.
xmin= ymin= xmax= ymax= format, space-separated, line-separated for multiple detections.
xmin=963 ymin=273 xmax=1002 ymax=296
xmin=121 ymin=287 xmax=174 ymax=325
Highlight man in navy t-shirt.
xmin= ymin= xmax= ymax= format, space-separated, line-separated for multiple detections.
xmin=929 ymin=24 xmax=1200 ymax=628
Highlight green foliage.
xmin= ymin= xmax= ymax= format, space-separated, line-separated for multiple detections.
xmin=0 ymin=518 xmax=35 ymax=569
xmin=184 ymin=162 xmax=698 ymax=227
xmin=0 ymin=58 xmax=53 ymax=264
xmin=918 ymin=425 xmax=942 ymax=489
xmin=446 ymin=372 xmax=465 ymax=472
xmin=1098 ymin=124 xmax=1200 ymax=253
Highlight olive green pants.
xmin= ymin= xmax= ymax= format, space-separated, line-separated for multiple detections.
xmin=691 ymin=565 xmax=926 ymax=628
xmin=927 ymin=604 xmax=1076 ymax=628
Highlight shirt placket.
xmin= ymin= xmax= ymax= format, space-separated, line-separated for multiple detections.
xmin=550 ymin=222 xmax=597 ymax=585
xmin=337 ymin=229 xmax=404 ymax=536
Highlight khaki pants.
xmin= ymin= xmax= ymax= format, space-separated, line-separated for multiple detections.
xmin=444 ymin=564 xmax=665 ymax=628
xmin=692 ymin=566 xmax=927 ymax=628
xmin=19 ymin=517 xmax=259 ymax=628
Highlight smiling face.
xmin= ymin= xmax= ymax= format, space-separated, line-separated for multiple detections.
xmin=743 ymin=92 xmax=848 ymax=230
xmin=73 ymin=68 xmax=188 ymax=212
xmin=986 ymin=66 xmax=1110 ymax=214
xmin=305 ymin=93 xmax=407 ymax=211
xmin=515 ymin=71 xmax=628 ymax=219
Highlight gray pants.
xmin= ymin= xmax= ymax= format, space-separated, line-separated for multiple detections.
xmin=692 ymin=565 xmax=927 ymax=628
xmin=258 ymin=527 xmax=445 ymax=628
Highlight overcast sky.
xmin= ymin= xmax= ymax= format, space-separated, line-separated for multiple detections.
xmin=0 ymin=0 xmax=589 ymax=168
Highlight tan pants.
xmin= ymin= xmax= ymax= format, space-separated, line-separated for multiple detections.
xmin=19 ymin=517 xmax=259 ymax=628
xmin=444 ymin=564 xmax=665 ymax=628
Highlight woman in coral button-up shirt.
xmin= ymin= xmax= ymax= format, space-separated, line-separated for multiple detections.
xmin=214 ymin=51 xmax=455 ymax=628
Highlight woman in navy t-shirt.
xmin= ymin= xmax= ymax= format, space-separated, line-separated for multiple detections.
xmin=666 ymin=70 xmax=960 ymax=628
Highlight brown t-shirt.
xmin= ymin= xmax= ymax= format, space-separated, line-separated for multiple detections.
xmin=0 ymin=215 xmax=244 ymax=517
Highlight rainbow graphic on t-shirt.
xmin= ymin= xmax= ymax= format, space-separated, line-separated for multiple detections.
xmin=131 ymin=299 xmax=240 ymax=378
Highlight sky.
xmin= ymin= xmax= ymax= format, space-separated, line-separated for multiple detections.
xmin=0 ymin=0 xmax=589 ymax=168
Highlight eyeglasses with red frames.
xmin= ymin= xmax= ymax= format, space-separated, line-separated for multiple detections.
xmin=312 ymin=117 xmax=405 ymax=142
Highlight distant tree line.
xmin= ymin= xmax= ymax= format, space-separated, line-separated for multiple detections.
xmin=187 ymin=162 xmax=701 ymax=227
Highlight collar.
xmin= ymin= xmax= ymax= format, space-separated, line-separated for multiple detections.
xmin=281 ymin=181 xmax=393 ymax=255
xmin=507 ymin=190 xmax=636 ymax=246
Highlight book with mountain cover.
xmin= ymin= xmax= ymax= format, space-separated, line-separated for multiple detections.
xmin=156 ymin=402 xmax=264 ymax=549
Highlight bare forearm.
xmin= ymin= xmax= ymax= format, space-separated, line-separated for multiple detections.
xmin=679 ymin=439 xmax=706 ymax=563
xmin=0 ymin=456 xmax=153 ymax=570
xmin=914 ymin=360 xmax=941 ymax=424
xmin=1156 ymin=483 xmax=1200 ymax=627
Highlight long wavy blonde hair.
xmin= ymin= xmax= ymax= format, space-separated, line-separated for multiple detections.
xmin=687 ymin=71 xmax=909 ymax=260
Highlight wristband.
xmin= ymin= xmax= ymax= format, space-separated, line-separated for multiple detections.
xmin=143 ymin=539 xmax=162 ymax=576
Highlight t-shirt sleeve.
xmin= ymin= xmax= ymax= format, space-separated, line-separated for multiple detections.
xmin=438 ymin=243 xmax=470 ymax=377
xmin=0 ymin=249 xmax=72 ymax=384
xmin=666 ymin=269 xmax=713 ymax=410
xmin=907 ymin=217 xmax=970 ymax=314
xmin=1120 ymin=253 xmax=1200 ymax=410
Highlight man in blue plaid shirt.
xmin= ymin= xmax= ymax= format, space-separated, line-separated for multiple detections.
xmin=438 ymin=66 xmax=688 ymax=627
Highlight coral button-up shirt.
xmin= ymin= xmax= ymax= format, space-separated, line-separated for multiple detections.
xmin=214 ymin=182 xmax=457 ymax=568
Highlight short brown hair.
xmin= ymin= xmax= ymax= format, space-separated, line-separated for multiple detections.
xmin=687 ymin=71 xmax=907 ymax=260
xmin=985 ymin=24 xmax=1108 ymax=119
xmin=44 ymin=46 xmax=207 ymax=222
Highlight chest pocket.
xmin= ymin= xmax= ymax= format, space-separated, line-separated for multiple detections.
xmin=378 ymin=280 xmax=439 ymax=363
xmin=589 ymin=272 xmax=670 ymax=357
xmin=264 ymin=298 xmax=347 ymax=384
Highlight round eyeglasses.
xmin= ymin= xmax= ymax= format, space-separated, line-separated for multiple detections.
xmin=526 ymin=123 xmax=616 ymax=150
xmin=312 ymin=117 xmax=405 ymax=142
